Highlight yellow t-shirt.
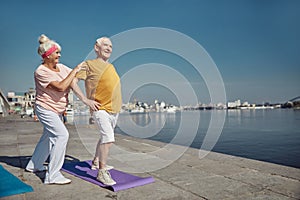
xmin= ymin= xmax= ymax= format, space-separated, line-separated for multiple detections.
xmin=76 ymin=59 xmax=122 ymax=113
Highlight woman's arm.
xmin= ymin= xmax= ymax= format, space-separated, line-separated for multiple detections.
xmin=47 ymin=63 xmax=84 ymax=92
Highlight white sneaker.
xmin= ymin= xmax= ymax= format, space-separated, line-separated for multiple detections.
xmin=97 ymin=169 xmax=116 ymax=186
xmin=25 ymin=165 xmax=48 ymax=173
xmin=105 ymin=165 xmax=114 ymax=170
xmin=91 ymin=160 xmax=99 ymax=170
xmin=44 ymin=176 xmax=71 ymax=185
xmin=91 ymin=160 xmax=114 ymax=170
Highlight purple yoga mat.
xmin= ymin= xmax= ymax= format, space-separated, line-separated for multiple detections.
xmin=62 ymin=160 xmax=154 ymax=192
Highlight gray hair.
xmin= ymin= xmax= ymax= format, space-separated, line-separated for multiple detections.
xmin=96 ymin=37 xmax=111 ymax=46
xmin=37 ymin=34 xmax=61 ymax=57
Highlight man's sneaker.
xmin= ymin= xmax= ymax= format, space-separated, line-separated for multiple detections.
xmin=25 ymin=165 xmax=48 ymax=173
xmin=105 ymin=165 xmax=114 ymax=170
xmin=91 ymin=160 xmax=99 ymax=170
xmin=97 ymin=169 xmax=116 ymax=186
xmin=91 ymin=160 xmax=114 ymax=170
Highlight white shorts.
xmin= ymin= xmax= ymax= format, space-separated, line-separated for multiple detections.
xmin=93 ymin=110 xmax=119 ymax=144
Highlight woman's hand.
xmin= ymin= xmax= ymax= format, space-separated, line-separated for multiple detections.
xmin=48 ymin=63 xmax=85 ymax=92
xmin=74 ymin=62 xmax=87 ymax=73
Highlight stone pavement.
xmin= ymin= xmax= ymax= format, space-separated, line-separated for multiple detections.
xmin=0 ymin=115 xmax=299 ymax=200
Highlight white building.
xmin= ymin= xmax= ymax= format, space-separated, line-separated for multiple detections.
xmin=227 ymin=99 xmax=241 ymax=109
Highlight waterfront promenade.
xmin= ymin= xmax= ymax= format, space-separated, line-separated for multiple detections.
xmin=0 ymin=115 xmax=299 ymax=200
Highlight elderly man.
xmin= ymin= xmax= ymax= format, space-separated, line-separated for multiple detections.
xmin=75 ymin=37 xmax=122 ymax=186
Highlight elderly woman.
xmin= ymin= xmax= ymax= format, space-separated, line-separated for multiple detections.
xmin=26 ymin=34 xmax=100 ymax=185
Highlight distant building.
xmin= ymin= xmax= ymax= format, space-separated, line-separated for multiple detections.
xmin=7 ymin=91 xmax=25 ymax=113
xmin=227 ymin=100 xmax=241 ymax=109
xmin=5 ymin=88 xmax=36 ymax=115
xmin=0 ymin=89 xmax=10 ymax=117
xmin=68 ymin=90 xmax=74 ymax=106
xmin=24 ymin=88 xmax=36 ymax=108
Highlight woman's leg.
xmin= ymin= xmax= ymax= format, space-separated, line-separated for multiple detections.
xmin=26 ymin=107 xmax=52 ymax=171
xmin=34 ymin=105 xmax=70 ymax=183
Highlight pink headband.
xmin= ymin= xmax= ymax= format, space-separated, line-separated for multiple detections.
xmin=41 ymin=45 xmax=58 ymax=58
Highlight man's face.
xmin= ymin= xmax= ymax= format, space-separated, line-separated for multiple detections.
xmin=95 ymin=38 xmax=112 ymax=61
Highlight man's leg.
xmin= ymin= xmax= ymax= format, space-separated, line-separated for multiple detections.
xmin=92 ymin=140 xmax=114 ymax=170
xmin=99 ymin=142 xmax=113 ymax=169
xmin=93 ymin=110 xmax=117 ymax=185
xmin=91 ymin=140 xmax=101 ymax=169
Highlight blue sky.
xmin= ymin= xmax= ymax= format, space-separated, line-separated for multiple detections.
xmin=0 ymin=0 xmax=299 ymax=105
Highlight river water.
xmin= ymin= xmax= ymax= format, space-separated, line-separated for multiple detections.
xmin=116 ymin=109 xmax=300 ymax=168
xmin=72 ymin=109 xmax=300 ymax=168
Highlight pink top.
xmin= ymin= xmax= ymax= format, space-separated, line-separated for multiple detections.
xmin=34 ymin=63 xmax=72 ymax=114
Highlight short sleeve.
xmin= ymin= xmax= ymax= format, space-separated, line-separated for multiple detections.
xmin=75 ymin=61 xmax=88 ymax=80
xmin=35 ymin=67 xmax=55 ymax=88
xmin=60 ymin=64 xmax=72 ymax=74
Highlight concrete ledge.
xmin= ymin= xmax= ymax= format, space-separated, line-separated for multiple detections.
xmin=0 ymin=116 xmax=299 ymax=199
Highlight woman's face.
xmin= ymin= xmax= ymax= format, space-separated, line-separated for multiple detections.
xmin=47 ymin=49 xmax=61 ymax=65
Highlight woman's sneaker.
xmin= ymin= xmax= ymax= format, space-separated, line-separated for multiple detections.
xmin=25 ymin=165 xmax=48 ymax=173
xmin=97 ymin=169 xmax=116 ymax=186
xmin=44 ymin=176 xmax=71 ymax=185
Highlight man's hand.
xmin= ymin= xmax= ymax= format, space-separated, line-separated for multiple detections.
xmin=84 ymin=99 xmax=101 ymax=111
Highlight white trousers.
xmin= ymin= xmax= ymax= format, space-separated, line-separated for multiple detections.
xmin=93 ymin=110 xmax=119 ymax=144
xmin=26 ymin=105 xmax=69 ymax=183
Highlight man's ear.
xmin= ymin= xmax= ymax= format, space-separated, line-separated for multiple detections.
xmin=94 ymin=44 xmax=100 ymax=53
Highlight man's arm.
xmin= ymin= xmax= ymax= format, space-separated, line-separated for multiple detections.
xmin=71 ymin=77 xmax=100 ymax=111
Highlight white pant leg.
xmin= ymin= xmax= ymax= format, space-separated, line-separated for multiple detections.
xmin=93 ymin=111 xmax=118 ymax=144
xmin=31 ymin=105 xmax=69 ymax=183
xmin=26 ymin=127 xmax=51 ymax=171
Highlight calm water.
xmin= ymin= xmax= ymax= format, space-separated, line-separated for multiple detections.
xmin=115 ymin=109 xmax=300 ymax=168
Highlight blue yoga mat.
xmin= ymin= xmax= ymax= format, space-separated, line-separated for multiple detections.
xmin=0 ymin=165 xmax=33 ymax=198
xmin=62 ymin=160 xmax=154 ymax=192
